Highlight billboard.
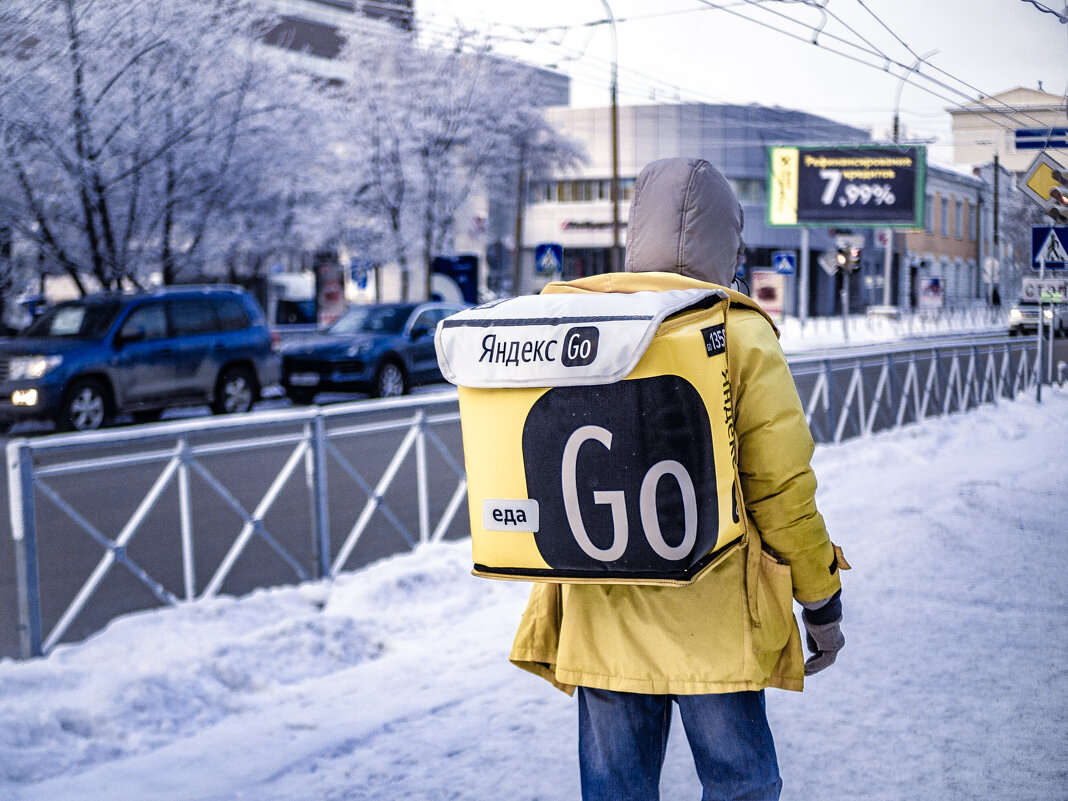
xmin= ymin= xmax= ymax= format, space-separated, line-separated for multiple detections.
xmin=767 ymin=144 xmax=926 ymax=228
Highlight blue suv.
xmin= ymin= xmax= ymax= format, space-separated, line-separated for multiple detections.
xmin=0 ymin=286 xmax=280 ymax=432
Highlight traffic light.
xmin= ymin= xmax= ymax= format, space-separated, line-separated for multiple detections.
xmin=1049 ymin=169 xmax=1068 ymax=224
xmin=834 ymin=238 xmax=863 ymax=273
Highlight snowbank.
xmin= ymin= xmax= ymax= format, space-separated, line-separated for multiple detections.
xmin=1 ymin=388 xmax=1065 ymax=800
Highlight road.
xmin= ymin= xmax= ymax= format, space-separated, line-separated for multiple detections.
xmin=2 ymin=333 xmax=1063 ymax=660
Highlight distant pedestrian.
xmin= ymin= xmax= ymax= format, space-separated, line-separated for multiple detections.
xmin=509 ymin=158 xmax=848 ymax=801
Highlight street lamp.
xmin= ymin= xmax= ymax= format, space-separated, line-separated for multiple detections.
xmin=885 ymin=49 xmax=938 ymax=306
xmin=892 ymin=50 xmax=938 ymax=143
xmin=599 ymin=0 xmax=621 ymax=273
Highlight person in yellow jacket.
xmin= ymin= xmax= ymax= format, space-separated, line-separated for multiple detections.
xmin=508 ymin=157 xmax=846 ymax=801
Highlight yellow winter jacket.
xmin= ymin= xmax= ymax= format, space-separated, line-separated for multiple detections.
xmin=508 ymin=272 xmax=843 ymax=695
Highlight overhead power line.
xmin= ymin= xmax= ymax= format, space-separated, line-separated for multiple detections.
xmin=1018 ymin=0 xmax=1068 ymax=23
xmin=418 ymin=2 xmax=1059 ymax=144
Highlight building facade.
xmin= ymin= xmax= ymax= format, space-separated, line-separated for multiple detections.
xmin=948 ymin=86 xmax=1068 ymax=303
xmin=519 ymin=102 xmax=988 ymax=316
xmin=898 ymin=164 xmax=986 ymax=308
xmin=950 ymin=86 xmax=1068 ymax=175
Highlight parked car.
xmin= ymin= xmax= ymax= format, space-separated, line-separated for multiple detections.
xmin=280 ymin=301 xmax=467 ymax=403
xmin=0 ymin=285 xmax=280 ymax=432
xmin=1008 ymin=299 xmax=1068 ymax=337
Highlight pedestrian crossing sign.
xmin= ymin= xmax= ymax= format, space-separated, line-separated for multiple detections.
xmin=1032 ymin=226 xmax=1068 ymax=269
xmin=535 ymin=243 xmax=563 ymax=274
xmin=772 ymin=250 xmax=796 ymax=275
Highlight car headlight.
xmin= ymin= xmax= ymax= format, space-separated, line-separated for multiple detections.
xmin=345 ymin=342 xmax=372 ymax=358
xmin=1044 ymin=308 xmax=1054 ymax=320
xmin=1009 ymin=308 xmax=1022 ymax=321
xmin=8 ymin=355 xmax=62 ymax=380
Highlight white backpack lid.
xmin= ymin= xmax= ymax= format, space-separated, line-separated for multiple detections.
xmin=436 ymin=288 xmax=725 ymax=388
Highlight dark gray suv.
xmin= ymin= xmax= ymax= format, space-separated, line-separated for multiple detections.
xmin=0 ymin=285 xmax=280 ymax=432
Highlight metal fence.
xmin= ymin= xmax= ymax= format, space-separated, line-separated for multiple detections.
xmin=789 ymin=336 xmax=1043 ymax=444
xmin=5 ymin=335 xmax=1045 ymax=658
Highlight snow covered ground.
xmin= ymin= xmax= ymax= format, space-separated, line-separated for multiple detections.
xmin=2 ymin=362 xmax=1065 ymax=800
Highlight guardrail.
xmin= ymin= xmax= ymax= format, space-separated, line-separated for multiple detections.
xmin=5 ymin=335 xmax=1043 ymax=658
xmin=790 ymin=336 xmax=1041 ymax=444
xmin=7 ymin=396 xmax=467 ymax=658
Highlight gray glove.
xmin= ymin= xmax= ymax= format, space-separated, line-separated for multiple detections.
xmin=800 ymin=590 xmax=843 ymax=676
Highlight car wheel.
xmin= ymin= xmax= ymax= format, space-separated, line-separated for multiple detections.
xmin=212 ymin=366 xmax=256 ymax=415
xmin=372 ymin=360 xmax=406 ymax=398
xmin=287 ymin=388 xmax=317 ymax=405
xmin=58 ymin=378 xmax=111 ymax=432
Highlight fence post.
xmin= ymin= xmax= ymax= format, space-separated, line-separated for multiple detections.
xmin=6 ymin=440 xmax=42 ymax=658
xmin=415 ymin=409 xmax=429 ymax=544
xmin=310 ymin=412 xmax=331 ymax=579
xmin=177 ymin=438 xmax=196 ymax=601
xmin=823 ymin=359 xmax=838 ymax=442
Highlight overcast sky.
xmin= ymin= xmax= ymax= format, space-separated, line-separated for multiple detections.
xmin=418 ymin=0 xmax=1068 ymax=163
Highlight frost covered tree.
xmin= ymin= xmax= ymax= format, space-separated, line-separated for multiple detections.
xmin=0 ymin=0 xmax=328 ymax=293
xmin=329 ymin=25 xmax=583 ymax=300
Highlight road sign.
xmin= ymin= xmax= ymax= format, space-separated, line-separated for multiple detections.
xmin=1015 ymin=127 xmax=1068 ymax=151
xmin=817 ymin=251 xmax=839 ymax=277
xmin=1018 ymin=152 xmax=1067 ymax=214
xmin=1032 ymin=226 xmax=1068 ymax=269
xmin=1021 ymin=277 xmax=1068 ymax=302
xmin=772 ymin=250 xmax=796 ymax=275
xmin=535 ymin=243 xmax=562 ymax=274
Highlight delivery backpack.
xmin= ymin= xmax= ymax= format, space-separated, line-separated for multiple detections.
xmin=434 ymin=287 xmax=748 ymax=586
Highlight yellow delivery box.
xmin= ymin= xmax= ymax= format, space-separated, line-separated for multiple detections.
xmin=435 ymin=288 xmax=747 ymax=585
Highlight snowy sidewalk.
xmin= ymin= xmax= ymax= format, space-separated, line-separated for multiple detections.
xmin=1 ymin=388 xmax=1066 ymax=800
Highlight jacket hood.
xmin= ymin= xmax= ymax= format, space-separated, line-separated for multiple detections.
xmin=624 ymin=158 xmax=745 ymax=287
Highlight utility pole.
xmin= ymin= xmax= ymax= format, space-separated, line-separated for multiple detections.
xmin=887 ymin=51 xmax=936 ymax=307
xmin=993 ymin=153 xmax=1000 ymax=266
xmin=599 ymin=0 xmax=621 ymax=274
xmin=512 ymin=141 xmax=527 ymax=296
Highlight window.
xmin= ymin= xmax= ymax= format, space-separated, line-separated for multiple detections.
xmin=168 ymin=299 xmax=217 ymax=336
xmin=120 ymin=304 xmax=168 ymax=341
xmin=955 ymin=199 xmax=964 ymax=239
xmin=330 ymin=304 xmax=413 ymax=335
xmin=940 ymin=197 xmax=949 ymax=237
xmin=410 ymin=307 xmax=453 ymax=336
xmin=729 ymin=178 xmax=764 ymax=204
xmin=620 ymin=177 xmax=636 ymax=201
xmin=528 ymin=182 xmax=552 ymax=204
xmin=925 ymin=195 xmax=934 ymax=233
xmin=23 ymin=300 xmax=121 ymax=339
xmin=969 ymin=202 xmax=977 ymax=241
xmin=212 ymin=297 xmax=251 ymax=332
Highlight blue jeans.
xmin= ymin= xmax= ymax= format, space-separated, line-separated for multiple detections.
xmin=577 ymin=687 xmax=782 ymax=801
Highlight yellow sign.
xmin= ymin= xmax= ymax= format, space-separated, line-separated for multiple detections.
xmin=1026 ymin=163 xmax=1059 ymax=200
xmin=1018 ymin=151 xmax=1067 ymax=210
xmin=768 ymin=147 xmax=799 ymax=225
